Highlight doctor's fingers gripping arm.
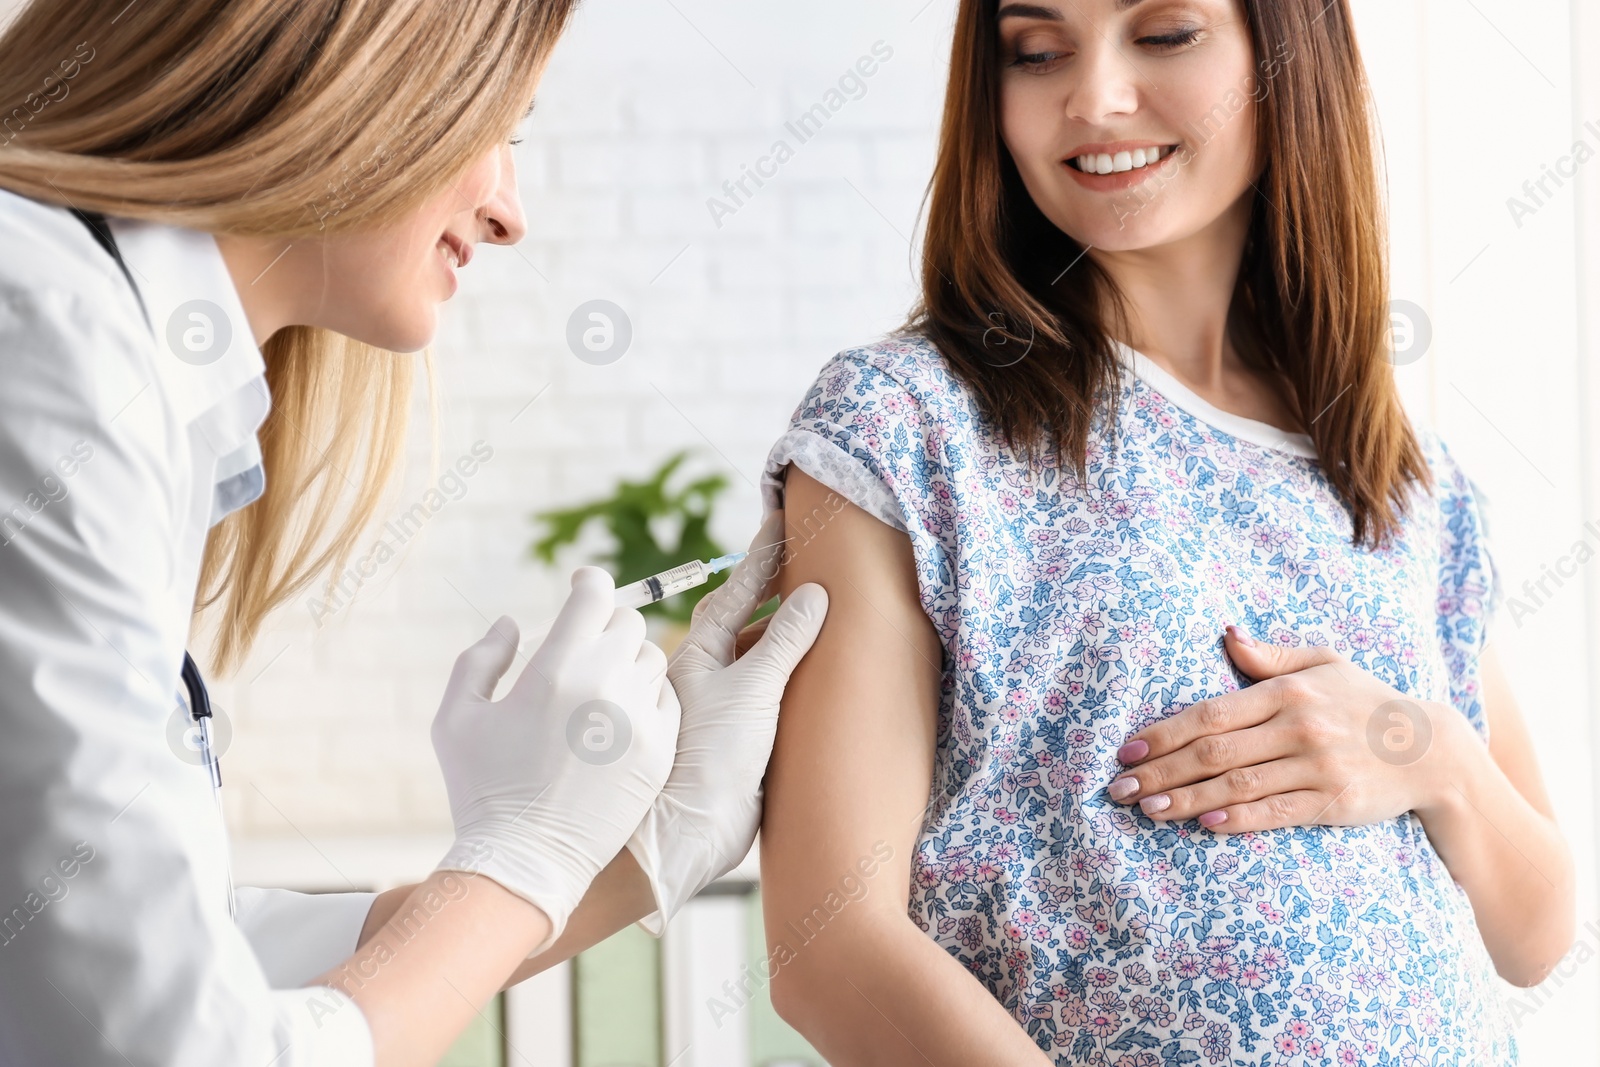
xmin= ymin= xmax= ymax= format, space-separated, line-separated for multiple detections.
xmin=0 ymin=289 xmax=369 ymax=1063
xmin=758 ymin=468 xmax=1053 ymax=1066
xmin=625 ymin=509 xmax=830 ymax=934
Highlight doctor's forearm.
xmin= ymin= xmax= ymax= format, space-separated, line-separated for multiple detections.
xmin=356 ymin=849 xmax=656 ymax=990
xmin=317 ymin=871 xmax=551 ymax=1067
xmin=359 ymin=885 xmax=418 ymax=947
xmin=502 ymin=847 xmax=657 ymax=984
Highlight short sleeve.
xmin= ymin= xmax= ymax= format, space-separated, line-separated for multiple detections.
xmin=1432 ymin=434 xmax=1500 ymax=733
xmin=760 ymin=341 xmax=963 ymax=617
xmin=761 ymin=355 xmax=912 ymax=531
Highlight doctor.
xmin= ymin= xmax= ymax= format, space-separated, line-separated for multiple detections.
xmin=0 ymin=1 xmax=828 ymax=1065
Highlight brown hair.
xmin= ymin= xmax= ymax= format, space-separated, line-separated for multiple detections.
xmin=0 ymin=0 xmax=578 ymax=673
xmin=909 ymin=0 xmax=1427 ymax=550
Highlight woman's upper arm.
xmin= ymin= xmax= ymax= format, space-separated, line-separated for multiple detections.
xmin=1478 ymin=641 xmax=1557 ymax=820
xmin=761 ymin=465 xmax=942 ymax=940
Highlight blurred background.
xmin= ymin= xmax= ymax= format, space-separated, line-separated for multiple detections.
xmin=6 ymin=0 xmax=1597 ymax=1062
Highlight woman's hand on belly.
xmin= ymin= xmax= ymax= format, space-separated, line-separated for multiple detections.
xmin=1103 ymin=625 xmax=1469 ymax=833
xmin=1108 ymin=628 xmax=1575 ymax=987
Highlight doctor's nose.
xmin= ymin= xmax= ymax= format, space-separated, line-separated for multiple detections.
xmin=481 ymin=143 xmax=527 ymax=246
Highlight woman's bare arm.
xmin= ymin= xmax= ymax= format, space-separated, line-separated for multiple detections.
xmin=1415 ymin=641 xmax=1575 ymax=985
xmin=759 ymin=467 xmax=1052 ymax=1066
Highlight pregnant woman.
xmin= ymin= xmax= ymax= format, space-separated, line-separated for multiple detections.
xmin=755 ymin=0 xmax=1573 ymax=1063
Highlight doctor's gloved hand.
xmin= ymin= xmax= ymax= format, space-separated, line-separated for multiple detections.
xmin=625 ymin=512 xmax=828 ymax=934
xmin=432 ymin=566 xmax=679 ymax=951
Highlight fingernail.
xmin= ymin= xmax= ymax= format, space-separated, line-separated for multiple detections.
xmin=1116 ymin=739 xmax=1149 ymax=763
xmin=1198 ymin=810 xmax=1229 ymax=827
xmin=1140 ymin=794 xmax=1170 ymax=815
xmin=1108 ymin=777 xmax=1139 ymax=801
xmin=1225 ymin=624 xmax=1256 ymax=648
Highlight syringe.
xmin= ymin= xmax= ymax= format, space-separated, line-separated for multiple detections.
xmin=614 ymin=552 xmax=747 ymax=609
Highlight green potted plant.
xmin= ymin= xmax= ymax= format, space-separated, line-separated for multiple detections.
xmin=529 ymin=451 xmax=732 ymax=649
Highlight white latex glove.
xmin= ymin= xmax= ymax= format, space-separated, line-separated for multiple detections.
xmin=433 ymin=566 xmax=679 ymax=952
xmin=625 ymin=512 xmax=829 ymax=934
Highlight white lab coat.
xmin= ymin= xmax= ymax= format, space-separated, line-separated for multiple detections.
xmin=0 ymin=188 xmax=377 ymax=1065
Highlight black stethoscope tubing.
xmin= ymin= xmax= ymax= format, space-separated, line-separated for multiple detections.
xmin=180 ymin=651 xmax=236 ymax=917
xmin=181 ymin=651 xmax=222 ymax=792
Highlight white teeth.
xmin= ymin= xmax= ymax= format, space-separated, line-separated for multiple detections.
xmin=1075 ymin=146 xmax=1169 ymax=174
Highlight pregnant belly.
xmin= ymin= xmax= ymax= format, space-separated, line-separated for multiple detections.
xmin=911 ymin=810 xmax=1517 ymax=1064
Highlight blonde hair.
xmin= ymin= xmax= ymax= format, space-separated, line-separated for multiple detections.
xmin=0 ymin=0 xmax=577 ymax=674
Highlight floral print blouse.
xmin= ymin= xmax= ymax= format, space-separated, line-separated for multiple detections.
xmin=760 ymin=334 xmax=1513 ymax=1066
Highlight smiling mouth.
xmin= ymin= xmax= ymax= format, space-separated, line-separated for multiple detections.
xmin=437 ymin=234 xmax=471 ymax=270
xmin=1065 ymin=145 xmax=1180 ymax=175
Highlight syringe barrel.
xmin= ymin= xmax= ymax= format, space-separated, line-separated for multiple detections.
xmin=614 ymin=560 xmax=709 ymax=609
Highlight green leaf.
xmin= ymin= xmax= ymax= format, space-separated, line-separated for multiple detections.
xmin=528 ymin=451 xmax=736 ymax=622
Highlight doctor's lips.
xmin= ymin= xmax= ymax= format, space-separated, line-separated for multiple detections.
xmin=1063 ymin=141 xmax=1180 ymax=189
xmin=437 ymin=232 xmax=473 ymax=270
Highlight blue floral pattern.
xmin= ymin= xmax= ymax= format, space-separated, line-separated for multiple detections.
xmin=761 ymin=335 xmax=1513 ymax=1065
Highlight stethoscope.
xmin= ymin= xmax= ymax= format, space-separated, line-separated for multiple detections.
xmin=179 ymin=651 xmax=236 ymax=919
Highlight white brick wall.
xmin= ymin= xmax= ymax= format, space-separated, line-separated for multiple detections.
xmin=209 ymin=0 xmax=957 ymax=838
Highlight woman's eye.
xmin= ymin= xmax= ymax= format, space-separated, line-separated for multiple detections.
xmin=1008 ymin=45 xmax=1070 ymax=72
xmin=1137 ymin=27 xmax=1203 ymax=50
xmin=508 ymin=136 xmax=524 ymax=146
